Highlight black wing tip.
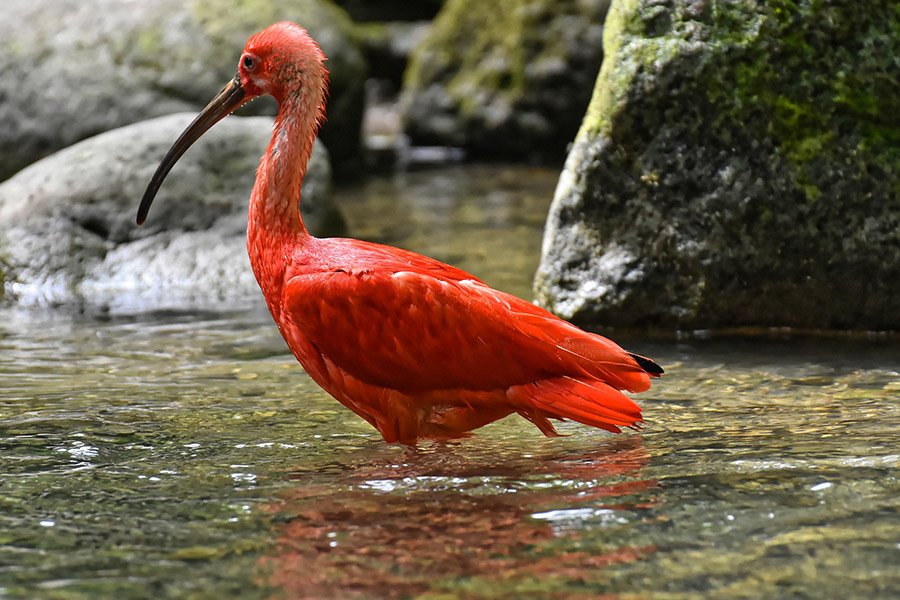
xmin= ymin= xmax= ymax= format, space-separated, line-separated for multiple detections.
xmin=629 ymin=352 xmax=664 ymax=376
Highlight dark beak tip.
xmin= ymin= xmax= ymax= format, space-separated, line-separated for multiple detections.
xmin=135 ymin=75 xmax=246 ymax=230
xmin=136 ymin=194 xmax=152 ymax=225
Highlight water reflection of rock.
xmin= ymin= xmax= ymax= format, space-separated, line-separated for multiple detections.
xmin=262 ymin=436 xmax=657 ymax=598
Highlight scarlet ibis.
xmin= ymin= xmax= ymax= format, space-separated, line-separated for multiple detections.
xmin=136 ymin=22 xmax=662 ymax=445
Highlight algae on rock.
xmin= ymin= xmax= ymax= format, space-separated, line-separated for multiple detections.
xmin=535 ymin=0 xmax=899 ymax=330
xmin=402 ymin=0 xmax=611 ymax=160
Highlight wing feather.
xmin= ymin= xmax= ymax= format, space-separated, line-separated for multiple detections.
xmin=283 ymin=240 xmax=653 ymax=396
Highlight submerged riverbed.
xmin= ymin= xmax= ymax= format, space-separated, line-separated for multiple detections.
xmin=2 ymin=165 xmax=898 ymax=599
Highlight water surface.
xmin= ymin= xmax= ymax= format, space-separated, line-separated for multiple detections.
xmin=2 ymin=165 xmax=898 ymax=599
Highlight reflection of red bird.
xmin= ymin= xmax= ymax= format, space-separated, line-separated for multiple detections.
xmin=266 ymin=436 xmax=657 ymax=598
xmin=137 ymin=22 xmax=663 ymax=445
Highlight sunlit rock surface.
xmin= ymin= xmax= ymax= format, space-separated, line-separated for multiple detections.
xmin=0 ymin=0 xmax=365 ymax=180
xmin=402 ymin=0 xmax=611 ymax=161
xmin=535 ymin=0 xmax=899 ymax=330
xmin=0 ymin=114 xmax=340 ymax=313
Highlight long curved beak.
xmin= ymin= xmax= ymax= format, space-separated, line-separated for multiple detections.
xmin=136 ymin=75 xmax=248 ymax=225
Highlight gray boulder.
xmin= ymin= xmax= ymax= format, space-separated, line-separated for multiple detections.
xmin=535 ymin=0 xmax=899 ymax=331
xmin=0 ymin=113 xmax=340 ymax=313
xmin=0 ymin=0 xmax=365 ymax=181
xmin=401 ymin=0 xmax=610 ymax=161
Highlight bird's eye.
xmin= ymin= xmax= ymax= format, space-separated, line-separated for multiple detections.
xmin=243 ymin=55 xmax=255 ymax=70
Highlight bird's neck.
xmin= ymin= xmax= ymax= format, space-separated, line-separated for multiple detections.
xmin=247 ymin=91 xmax=323 ymax=314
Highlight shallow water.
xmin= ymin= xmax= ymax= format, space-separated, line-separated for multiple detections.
xmin=2 ymin=165 xmax=898 ymax=599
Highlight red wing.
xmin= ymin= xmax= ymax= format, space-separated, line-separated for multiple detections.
xmin=284 ymin=268 xmax=537 ymax=392
xmin=283 ymin=251 xmax=650 ymax=394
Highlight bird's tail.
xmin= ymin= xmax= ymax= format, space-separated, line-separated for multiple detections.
xmin=509 ymin=376 xmax=643 ymax=436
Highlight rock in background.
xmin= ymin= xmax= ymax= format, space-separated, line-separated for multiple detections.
xmin=402 ymin=0 xmax=610 ymax=161
xmin=335 ymin=0 xmax=444 ymax=22
xmin=535 ymin=0 xmax=899 ymax=330
xmin=0 ymin=114 xmax=339 ymax=313
xmin=0 ymin=0 xmax=365 ymax=181
xmin=356 ymin=21 xmax=433 ymax=88
xmin=339 ymin=0 xmax=441 ymax=84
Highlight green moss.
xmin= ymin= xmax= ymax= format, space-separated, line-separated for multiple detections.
xmin=580 ymin=0 xmax=638 ymax=137
xmin=1 ymin=38 xmax=24 ymax=56
xmin=135 ymin=27 xmax=164 ymax=55
xmin=593 ymin=0 xmax=899 ymax=202
xmin=724 ymin=1 xmax=897 ymax=200
xmin=540 ymin=0 xmax=899 ymax=329
xmin=0 ymin=255 xmax=7 ymax=301
xmin=351 ymin=21 xmax=392 ymax=47
xmin=406 ymin=0 xmax=529 ymax=114
xmin=583 ymin=0 xmax=768 ymax=138
xmin=404 ymin=0 xmax=610 ymax=157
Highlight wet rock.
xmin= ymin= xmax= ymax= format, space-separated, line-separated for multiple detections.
xmin=402 ymin=0 xmax=610 ymax=161
xmin=356 ymin=21 xmax=431 ymax=172
xmin=0 ymin=0 xmax=365 ymax=181
xmin=535 ymin=0 xmax=900 ymax=331
xmin=0 ymin=114 xmax=340 ymax=313
xmin=356 ymin=21 xmax=432 ymax=86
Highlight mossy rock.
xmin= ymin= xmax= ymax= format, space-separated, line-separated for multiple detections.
xmin=535 ymin=0 xmax=900 ymax=330
xmin=402 ymin=0 xmax=611 ymax=161
xmin=0 ymin=0 xmax=365 ymax=181
xmin=354 ymin=21 xmax=432 ymax=85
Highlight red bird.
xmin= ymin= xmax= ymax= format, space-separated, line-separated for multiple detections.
xmin=137 ymin=22 xmax=662 ymax=445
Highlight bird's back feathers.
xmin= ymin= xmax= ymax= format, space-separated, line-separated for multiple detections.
xmin=279 ymin=238 xmax=661 ymax=440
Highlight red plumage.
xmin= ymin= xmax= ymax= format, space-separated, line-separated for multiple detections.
xmin=278 ymin=238 xmax=658 ymax=444
xmin=138 ymin=22 xmax=662 ymax=445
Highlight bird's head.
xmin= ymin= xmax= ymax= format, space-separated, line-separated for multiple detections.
xmin=238 ymin=21 xmax=328 ymax=103
xmin=136 ymin=21 xmax=327 ymax=225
